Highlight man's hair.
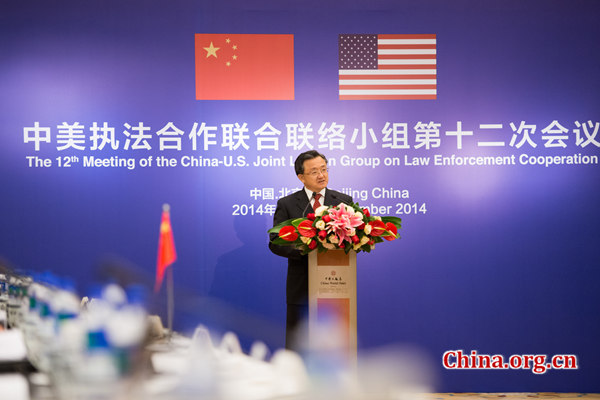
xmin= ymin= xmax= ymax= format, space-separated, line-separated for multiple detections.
xmin=294 ymin=150 xmax=327 ymax=175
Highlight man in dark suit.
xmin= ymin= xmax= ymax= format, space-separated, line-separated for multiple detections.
xmin=269 ymin=150 xmax=352 ymax=350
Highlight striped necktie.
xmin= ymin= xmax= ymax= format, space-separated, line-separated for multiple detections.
xmin=313 ymin=193 xmax=322 ymax=210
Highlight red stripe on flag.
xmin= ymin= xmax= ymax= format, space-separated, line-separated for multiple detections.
xmin=378 ymin=44 xmax=437 ymax=49
xmin=378 ymin=64 xmax=435 ymax=69
xmin=339 ymin=74 xmax=436 ymax=80
xmin=339 ymin=94 xmax=437 ymax=100
xmin=378 ymin=34 xmax=437 ymax=39
xmin=378 ymin=54 xmax=437 ymax=60
xmin=339 ymin=84 xmax=436 ymax=90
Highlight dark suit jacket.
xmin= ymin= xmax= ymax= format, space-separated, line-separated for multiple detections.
xmin=269 ymin=188 xmax=353 ymax=305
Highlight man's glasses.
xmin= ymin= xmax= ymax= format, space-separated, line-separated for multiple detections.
xmin=304 ymin=168 xmax=329 ymax=178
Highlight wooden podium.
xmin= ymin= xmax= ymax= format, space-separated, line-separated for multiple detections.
xmin=308 ymin=250 xmax=357 ymax=364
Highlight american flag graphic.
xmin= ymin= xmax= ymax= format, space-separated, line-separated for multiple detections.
xmin=338 ymin=34 xmax=437 ymax=100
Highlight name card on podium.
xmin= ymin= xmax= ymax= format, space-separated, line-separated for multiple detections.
xmin=308 ymin=250 xmax=357 ymax=363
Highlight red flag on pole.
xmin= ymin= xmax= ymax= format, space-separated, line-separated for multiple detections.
xmin=155 ymin=204 xmax=176 ymax=293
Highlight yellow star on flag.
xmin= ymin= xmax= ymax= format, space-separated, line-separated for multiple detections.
xmin=203 ymin=42 xmax=220 ymax=58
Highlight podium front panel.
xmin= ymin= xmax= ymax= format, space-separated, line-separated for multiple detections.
xmin=308 ymin=250 xmax=357 ymax=363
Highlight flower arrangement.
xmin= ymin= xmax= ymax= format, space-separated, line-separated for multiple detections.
xmin=268 ymin=202 xmax=401 ymax=254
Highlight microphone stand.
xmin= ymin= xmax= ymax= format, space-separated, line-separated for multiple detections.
xmin=302 ymin=192 xmax=316 ymax=217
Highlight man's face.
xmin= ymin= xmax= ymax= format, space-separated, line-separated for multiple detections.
xmin=298 ymin=156 xmax=329 ymax=193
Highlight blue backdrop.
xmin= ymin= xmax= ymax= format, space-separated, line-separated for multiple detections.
xmin=2 ymin=0 xmax=599 ymax=392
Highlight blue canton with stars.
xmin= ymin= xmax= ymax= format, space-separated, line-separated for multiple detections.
xmin=338 ymin=34 xmax=378 ymax=70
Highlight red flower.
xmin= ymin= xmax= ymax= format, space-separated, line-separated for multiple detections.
xmin=338 ymin=242 xmax=345 ymax=249
xmin=298 ymin=219 xmax=317 ymax=237
xmin=308 ymin=240 xmax=318 ymax=250
xmin=368 ymin=220 xmax=386 ymax=236
xmin=351 ymin=235 xmax=360 ymax=244
xmin=362 ymin=208 xmax=370 ymax=218
xmin=322 ymin=214 xmax=332 ymax=223
xmin=278 ymin=226 xmax=298 ymax=242
xmin=357 ymin=222 xmax=366 ymax=230
xmin=306 ymin=213 xmax=316 ymax=221
xmin=318 ymin=230 xmax=328 ymax=240
xmin=383 ymin=222 xmax=398 ymax=241
xmin=368 ymin=239 xmax=374 ymax=245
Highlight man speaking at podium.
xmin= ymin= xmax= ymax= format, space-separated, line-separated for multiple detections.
xmin=269 ymin=150 xmax=352 ymax=350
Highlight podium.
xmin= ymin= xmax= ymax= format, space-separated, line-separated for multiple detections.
xmin=308 ymin=250 xmax=357 ymax=364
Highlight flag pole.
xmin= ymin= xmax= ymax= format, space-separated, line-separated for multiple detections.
xmin=166 ymin=259 xmax=174 ymax=339
xmin=163 ymin=203 xmax=175 ymax=340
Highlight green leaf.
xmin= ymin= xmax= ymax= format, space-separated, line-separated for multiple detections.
xmin=381 ymin=216 xmax=402 ymax=227
xmin=268 ymin=217 xmax=307 ymax=234
xmin=291 ymin=218 xmax=306 ymax=228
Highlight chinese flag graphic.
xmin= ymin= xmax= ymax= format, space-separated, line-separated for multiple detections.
xmin=155 ymin=205 xmax=177 ymax=293
xmin=195 ymin=33 xmax=295 ymax=100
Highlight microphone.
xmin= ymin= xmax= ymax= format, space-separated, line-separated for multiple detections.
xmin=302 ymin=192 xmax=316 ymax=217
